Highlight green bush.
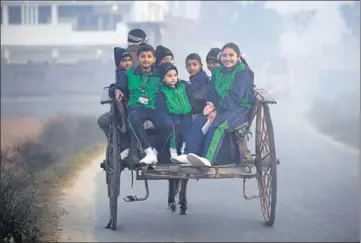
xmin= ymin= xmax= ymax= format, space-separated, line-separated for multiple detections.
xmin=0 ymin=115 xmax=104 ymax=242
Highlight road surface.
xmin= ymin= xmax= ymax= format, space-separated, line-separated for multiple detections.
xmin=57 ymin=107 xmax=359 ymax=242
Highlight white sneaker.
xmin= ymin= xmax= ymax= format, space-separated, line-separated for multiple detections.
xmin=139 ymin=147 xmax=158 ymax=165
xmin=187 ymin=153 xmax=212 ymax=167
xmin=170 ymin=154 xmax=191 ymax=164
xmin=170 ymin=148 xmax=178 ymax=161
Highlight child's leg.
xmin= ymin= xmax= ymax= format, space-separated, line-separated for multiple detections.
xmin=169 ymin=127 xmax=178 ymax=159
xmin=203 ymin=108 xmax=250 ymax=164
xmin=127 ymin=108 xmax=157 ymax=164
xmin=183 ymin=114 xmax=207 ymax=155
xmin=118 ymin=132 xmax=130 ymax=160
xmin=97 ymin=111 xmax=112 ymax=137
xmin=127 ymin=108 xmax=150 ymax=149
xmin=179 ymin=114 xmax=193 ymax=154
xmin=172 ymin=114 xmax=207 ymax=164
xmin=149 ymin=110 xmax=174 ymax=154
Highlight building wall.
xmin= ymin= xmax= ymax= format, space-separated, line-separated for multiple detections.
xmin=0 ymin=1 xmax=167 ymax=97
xmin=1 ymin=60 xmax=115 ymax=98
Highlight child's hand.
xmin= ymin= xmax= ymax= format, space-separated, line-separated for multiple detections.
xmin=203 ymin=102 xmax=215 ymax=116
xmin=115 ymin=89 xmax=124 ymax=101
xmin=208 ymin=110 xmax=217 ymax=123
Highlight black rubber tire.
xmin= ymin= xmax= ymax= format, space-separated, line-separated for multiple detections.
xmin=110 ymin=113 xmax=121 ymax=230
xmin=255 ymin=103 xmax=277 ymax=227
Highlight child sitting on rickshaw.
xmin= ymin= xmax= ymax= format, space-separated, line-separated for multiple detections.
xmin=205 ymin=47 xmax=222 ymax=76
xmin=155 ymin=45 xmax=175 ymax=66
xmin=156 ymin=62 xmax=194 ymax=161
xmin=117 ymin=44 xmax=174 ymax=165
xmin=173 ymin=43 xmax=255 ymax=166
xmin=98 ymin=47 xmax=132 ymax=161
xmin=185 ymin=53 xmax=210 ymax=114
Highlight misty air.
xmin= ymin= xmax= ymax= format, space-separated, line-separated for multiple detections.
xmin=0 ymin=1 xmax=359 ymax=242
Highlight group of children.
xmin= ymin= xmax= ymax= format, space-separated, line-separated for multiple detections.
xmin=98 ymin=28 xmax=255 ymax=167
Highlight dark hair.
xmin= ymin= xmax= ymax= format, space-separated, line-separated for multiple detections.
xmin=159 ymin=62 xmax=178 ymax=80
xmin=185 ymin=53 xmax=202 ymax=64
xmin=113 ymin=47 xmax=131 ymax=67
xmin=137 ymin=43 xmax=155 ymax=56
xmin=206 ymin=47 xmax=221 ymax=62
xmin=155 ymin=45 xmax=174 ymax=65
xmin=221 ymin=42 xmax=241 ymax=56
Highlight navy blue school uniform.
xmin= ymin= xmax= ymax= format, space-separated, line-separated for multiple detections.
xmin=184 ymin=62 xmax=255 ymax=164
xmin=187 ymin=69 xmax=210 ymax=114
xmin=108 ymin=67 xmax=128 ymax=98
xmin=98 ymin=66 xmax=130 ymax=154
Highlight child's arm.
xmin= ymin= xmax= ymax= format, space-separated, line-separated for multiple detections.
xmin=156 ymin=90 xmax=168 ymax=113
xmin=108 ymin=71 xmax=129 ymax=99
xmin=185 ymin=81 xmax=206 ymax=114
xmin=205 ymin=76 xmax=219 ymax=106
xmin=183 ymin=81 xmax=194 ymax=104
xmin=216 ymin=70 xmax=253 ymax=113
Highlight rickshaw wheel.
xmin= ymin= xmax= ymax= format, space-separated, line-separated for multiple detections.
xmin=255 ymin=103 xmax=277 ymax=227
xmin=105 ymin=110 xmax=122 ymax=230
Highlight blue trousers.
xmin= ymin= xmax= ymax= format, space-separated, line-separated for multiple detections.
xmin=185 ymin=107 xmax=251 ymax=163
xmin=127 ymin=107 xmax=174 ymax=152
xmin=170 ymin=114 xmax=193 ymax=150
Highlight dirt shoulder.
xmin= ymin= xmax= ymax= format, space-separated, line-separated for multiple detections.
xmin=1 ymin=116 xmax=105 ymax=242
xmin=33 ymin=143 xmax=105 ymax=242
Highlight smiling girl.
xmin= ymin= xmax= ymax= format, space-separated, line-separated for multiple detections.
xmin=172 ymin=42 xmax=255 ymax=166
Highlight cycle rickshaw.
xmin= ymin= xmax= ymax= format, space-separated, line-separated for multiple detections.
xmin=100 ymin=86 xmax=279 ymax=230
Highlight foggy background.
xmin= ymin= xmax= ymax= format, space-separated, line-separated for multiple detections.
xmin=1 ymin=2 xmax=359 ymax=241
xmin=1 ymin=1 xmax=360 ymax=145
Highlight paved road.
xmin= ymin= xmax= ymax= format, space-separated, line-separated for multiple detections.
xmin=57 ymin=105 xmax=359 ymax=242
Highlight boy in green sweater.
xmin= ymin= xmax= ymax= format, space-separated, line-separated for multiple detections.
xmin=116 ymin=44 xmax=174 ymax=165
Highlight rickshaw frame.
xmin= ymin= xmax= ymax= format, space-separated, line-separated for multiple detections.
xmin=100 ymin=86 xmax=279 ymax=230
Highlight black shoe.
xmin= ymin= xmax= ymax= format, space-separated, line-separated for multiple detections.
xmin=100 ymin=160 xmax=106 ymax=170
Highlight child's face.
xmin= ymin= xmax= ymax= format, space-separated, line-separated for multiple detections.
xmin=159 ymin=55 xmax=174 ymax=65
xmin=119 ymin=56 xmax=132 ymax=70
xmin=221 ymin=48 xmax=240 ymax=68
xmin=138 ymin=51 xmax=155 ymax=69
xmin=163 ymin=69 xmax=178 ymax=87
xmin=186 ymin=59 xmax=202 ymax=77
xmin=206 ymin=60 xmax=221 ymax=74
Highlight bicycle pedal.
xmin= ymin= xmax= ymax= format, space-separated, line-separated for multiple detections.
xmin=123 ymin=195 xmax=138 ymax=202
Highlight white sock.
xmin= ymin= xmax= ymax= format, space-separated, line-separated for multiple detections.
xmin=144 ymin=147 xmax=155 ymax=156
xmin=170 ymin=148 xmax=178 ymax=157
xmin=120 ymin=148 xmax=129 ymax=160
xmin=180 ymin=142 xmax=186 ymax=154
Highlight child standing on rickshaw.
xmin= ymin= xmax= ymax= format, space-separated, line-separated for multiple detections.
xmin=173 ymin=43 xmax=255 ymax=166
